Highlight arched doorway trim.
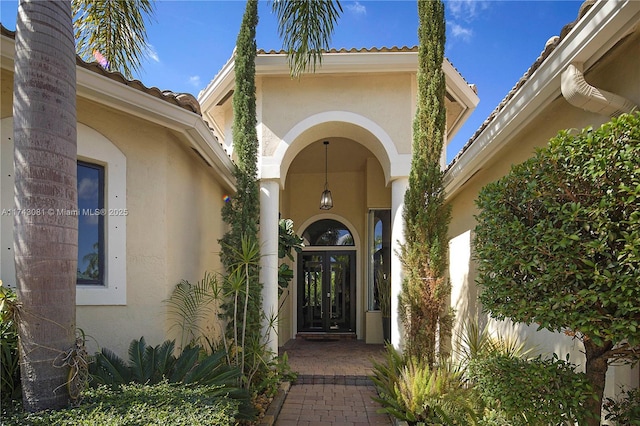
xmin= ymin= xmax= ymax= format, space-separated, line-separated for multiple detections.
xmin=297 ymin=214 xmax=361 ymax=251
xmin=260 ymin=111 xmax=410 ymax=187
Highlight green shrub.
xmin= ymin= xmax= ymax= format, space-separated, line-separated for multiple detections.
xmin=468 ymin=353 xmax=593 ymax=425
xmin=477 ymin=409 xmax=513 ymax=426
xmin=2 ymin=381 xmax=239 ymax=425
xmin=604 ymin=387 xmax=640 ymax=425
xmin=91 ymin=338 xmax=237 ymax=386
xmin=473 ymin=111 xmax=640 ymax=422
xmin=0 ymin=283 xmax=20 ymax=402
xmin=89 ymin=337 xmax=253 ymax=418
xmin=371 ymin=344 xmax=482 ymax=425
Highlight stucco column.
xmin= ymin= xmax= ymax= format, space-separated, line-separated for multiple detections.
xmin=391 ymin=177 xmax=409 ymax=349
xmin=259 ymin=179 xmax=279 ymax=356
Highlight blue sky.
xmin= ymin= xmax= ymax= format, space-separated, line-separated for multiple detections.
xmin=1 ymin=0 xmax=583 ymax=162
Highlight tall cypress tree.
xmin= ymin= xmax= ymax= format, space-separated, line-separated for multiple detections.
xmin=220 ymin=0 xmax=262 ymax=349
xmin=399 ymin=0 xmax=452 ymax=365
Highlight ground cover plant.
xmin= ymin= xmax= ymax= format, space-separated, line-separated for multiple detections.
xmin=89 ymin=337 xmax=252 ymax=417
xmin=1 ymin=283 xmax=20 ymax=403
xmin=2 ymin=381 xmax=240 ymax=426
xmin=474 ymin=111 xmax=640 ymax=424
xmin=2 ymin=337 xmax=251 ymax=424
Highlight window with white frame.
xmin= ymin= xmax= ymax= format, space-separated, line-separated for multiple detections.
xmin=76 ymin=161 xmax=105 ymax=285
xmin=0 ymin=119 xmax=127 ymax=305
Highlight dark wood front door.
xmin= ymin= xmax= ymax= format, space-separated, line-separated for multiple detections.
xmin=297 ymin=251 xmax=355 ymax=332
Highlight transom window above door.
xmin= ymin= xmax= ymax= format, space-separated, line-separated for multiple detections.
xmin=302 ymin=219 xmax=354 ymax=246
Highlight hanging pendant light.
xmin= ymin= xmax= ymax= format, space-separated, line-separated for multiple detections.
xmin=319 ymin=140 xmax=333 ymax=210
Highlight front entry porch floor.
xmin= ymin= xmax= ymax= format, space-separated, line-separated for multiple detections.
xmin=274 ymin=339 xmax=392 ymax=425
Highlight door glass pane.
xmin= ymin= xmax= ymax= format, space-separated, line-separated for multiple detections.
xmin=329 ymin=254 xmax=351 ymax=331
xmin=299 ymin=251 xmax=354 ymax=332
xmin=301 ymin=254 xmax=323 ymax=330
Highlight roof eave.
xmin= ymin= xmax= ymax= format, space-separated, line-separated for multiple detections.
xmin=443 ymin=58 xmax=480 ymax=141
xmin=77 ymin=68 xmax=236 ymax=191
xmin=198 ymin=48 xmax=479 ymax=143
xmin=197 ymin=53 xmax=236 ymax=113
xmin=444 ymin=0 xmax=640 ymax=200
xmin=255 ymin=50 xmax=419 ymax=75
xmin=2 ymin=29 xmax=236 ymax=192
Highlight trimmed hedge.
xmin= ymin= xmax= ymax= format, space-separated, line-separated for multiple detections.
xmin=469 ymin=353 xmax=593 ymax=425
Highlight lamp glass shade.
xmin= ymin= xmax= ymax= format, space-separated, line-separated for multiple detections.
xmin=320 ymin=189 xmax=333 ymax=210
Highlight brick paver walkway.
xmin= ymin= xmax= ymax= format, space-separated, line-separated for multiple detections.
xmin=275 ymin=339 xmax=392 ymax=426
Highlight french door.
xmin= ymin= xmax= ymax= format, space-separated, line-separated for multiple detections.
xmin=297 ymin=251 xmax=355 ymax=332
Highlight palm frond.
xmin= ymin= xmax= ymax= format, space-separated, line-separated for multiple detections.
xmin=165 ymin=274 xmax=219 ymax=349
xmin=169 ymin=346 xmax=200 ymax=383
xmin=91 ymin=347 xmax=131 ymax=385
xmin=144 ymin=344 xmax=158 ymax=384
xmin=128 ymin=337 xmax=149 ymax=383
xmin=155 ymin=340 xmax=177 ymax=379
xmin=272 ymin=0 xmax=342 ymax=77
xmin=73 ymin=0 xmax=155 ymax=79
xmin=184 ymin=350 xmax=240 ymax=386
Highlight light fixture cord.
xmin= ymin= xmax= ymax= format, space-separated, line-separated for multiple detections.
xmin=324 ymin=142 xmax=329 ymax=190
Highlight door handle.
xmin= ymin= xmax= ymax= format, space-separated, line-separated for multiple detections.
xmin=327 ymin=292 xmax=331 ymax=298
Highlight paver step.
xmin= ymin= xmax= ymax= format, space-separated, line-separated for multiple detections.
xmin=295 ymin=374 xmax=374 ymax=386
xmin=295 ymin=332 xmax=357 ymax=340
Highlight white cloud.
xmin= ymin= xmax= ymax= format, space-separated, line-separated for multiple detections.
xmin=189 ymin=75 xmax=201 ymax=88
xmin=346 ymin=1 xmax=366 ymax=16
xmin=78 ymin=177 xmax=99 ymax=201
xmin=83 ymin=212 xmax=99 ymax=226
xmin=447 ymin=0 xmax=490 ymax=21
xmin=450 ymin=22 xmax=473 ymax=42
xmin=147 ymin=44 xmax=160 ymax=63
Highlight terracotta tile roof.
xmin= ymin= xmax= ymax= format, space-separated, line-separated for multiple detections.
xmin=1 ymin=25 xmax=202 ymax=116
xmin=446 ymin=0 xmax=593 ymax=171
xmin=257 ymin=45 xmax=418 ymax=54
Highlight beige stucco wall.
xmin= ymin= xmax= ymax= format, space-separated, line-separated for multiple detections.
xmin=1 ymin=67 xmax=229 ymax=358
xmin=447 ymin=30 xmax=640 ymax=392
xmin=259 ymin=73 xmax=414 ymax=157
xmin=73 ymin=99 xmax=228 ymax=357
xmin=1 ymin=68 xmax=13 ymax=119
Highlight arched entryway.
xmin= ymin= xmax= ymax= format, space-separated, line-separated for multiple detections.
xmin=259 ymin=114 xmax=411 ymax=347
xmin=297 ymin=219 xmax=356 ymax=335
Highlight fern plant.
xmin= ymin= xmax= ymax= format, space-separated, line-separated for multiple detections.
xmin=371 ymin=344 xmax=482 ymax=425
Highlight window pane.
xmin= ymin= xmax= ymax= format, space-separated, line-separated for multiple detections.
xmin=302 ymin=219 xmax=354 ymax=246
xmin=368 ymin=210 xmax=391 ymax=311
xmin=77 ymin=161 xmax=104 ymax=285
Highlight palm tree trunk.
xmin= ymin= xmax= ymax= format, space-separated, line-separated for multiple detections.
xmin=13 ymin=0 xmax=77 ymax=412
